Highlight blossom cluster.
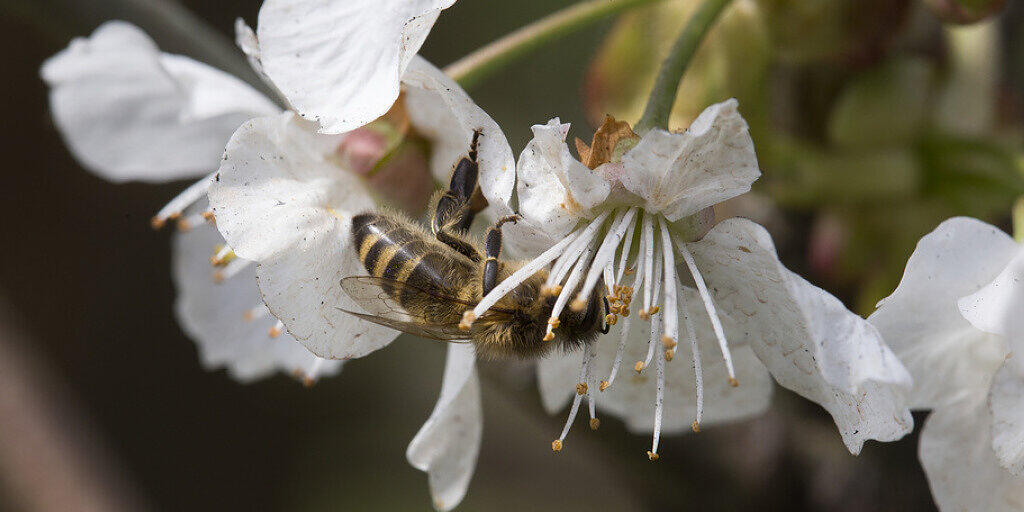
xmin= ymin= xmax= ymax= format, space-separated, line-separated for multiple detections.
xmin=41 ymin=0 xmax=1022 ymax=510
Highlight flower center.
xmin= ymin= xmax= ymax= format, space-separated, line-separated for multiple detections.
xmin=463 ymin=206 xmax=738 ymax=459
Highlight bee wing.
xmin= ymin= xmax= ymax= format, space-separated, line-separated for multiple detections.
xmin=338 ymin=276 xmax=475 ymax=342
xmin=335 ymin=308 xmax=472 ymax=342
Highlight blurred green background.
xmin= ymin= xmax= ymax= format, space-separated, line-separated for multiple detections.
xmin=1 ymin=0 xmax=1022 ymax=510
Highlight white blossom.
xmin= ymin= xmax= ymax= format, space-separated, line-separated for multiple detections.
xmin=41 ymin=21 xmax=340 ymax=383
xmin=209 ymin=55 xmax=511 ymax=510
xmin=468 ymin=99 xmax=914 ymax=458
xmin=256 ymin=0 xmax=457 ymax=134
xmin=869 ymin=217 xmax=1024 ymax=511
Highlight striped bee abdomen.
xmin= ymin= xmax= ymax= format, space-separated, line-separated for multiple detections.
xmin=351 ymin=213 xmax=474 ymax=319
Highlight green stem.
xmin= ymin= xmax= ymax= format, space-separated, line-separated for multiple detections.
xmin=444 ymin=0 xmax=667 ymax=89
xmin=633 ymin=0 xmax=733 ymax=133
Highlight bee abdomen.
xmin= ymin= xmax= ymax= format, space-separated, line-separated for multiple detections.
xmin=351 ymin=213 xmax=467 ymax=314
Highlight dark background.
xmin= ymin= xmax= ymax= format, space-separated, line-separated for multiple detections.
xmin=4 ymin=0 xmax=1017 ymax=510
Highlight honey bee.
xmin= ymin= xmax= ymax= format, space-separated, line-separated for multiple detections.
xmin=339 ymin=130 xmax=610 ymax=359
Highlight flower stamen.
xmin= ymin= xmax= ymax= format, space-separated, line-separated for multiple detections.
xmin=151 ymin=172 xmax=215 ymax=229
xmin=674 ymin=235 xmax=737 ymax=386
xmin=555 ymin=344 xmax=594 ymax=451
xmin=468 ymin=214 xmax=609 ymax=326
xmin=268 ymin=320 xmax=284 ymax=338
xmin=213 ymin=258 xmax=251 ymax=283
xmin=572 ymin=208 xmax=638 ymax=311
xmin=601 ymin=315 xmax=631 ymax=390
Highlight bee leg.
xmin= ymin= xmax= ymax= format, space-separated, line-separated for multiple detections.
xmin=482 ymin=214 xmax=521 ymax=295
xmin=432 ymin=129 xmax=485 ymax=261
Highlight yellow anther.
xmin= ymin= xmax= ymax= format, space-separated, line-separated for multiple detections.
xmin=661 ymin=335 xmax=677 ymax=349
xmin=589 ymin=418 xmax=600 ymax=430
xmin=649 ymin=306 xmax=660 ymax=315
xmin=549 ymin=285 xmax=563 ymax=295
xmin=176 ymin=218 xmax=193 ymax=232
xmin=570 ymin=299 xmax=587 ymax=312
xmin=551 ymin=440 xmax=563 ymax=452
xmin=599 ymin=380 xmax=610 ymax=392
xmin=606 ymin=295 xmax=619 ymax=304
xmin=638 ymin=310 xmax=650 ymax=321
xmin=458 ymin=311 xmax=476 ymax=331
xmin=150 ymin=216 xmax=166 ymax=230
xmin=543 ymin=332 xmax=555 ymax=342
xmin=664 ymin=350 xmax=675 ymax=361
xmin=647 ymin=451 xmax=659 ymax=461
xmin=213 ymin=271 xmax=226 ymax=283
xmin=547 ymin=317 xmax=560 ymax=328
xmin=613 ymin=285 xmax=623 ymax=294
xmin=692 ymin=421 xmax=701 ymax=433
xmin=576 ymin=383 xmax=588 ymax=395
xmin=619 ymin=307 xmax=630 ymax=318
xmin=728 ymin=377 xmax=739 ymax=387
xmin=201 ymin=211 xmax=216 ymax=222
xmin=634 ymin=361 xmax=645 ymax=373
xmin=268 ymin=325 xmax=283 ymax=338
xmin=605 ymin=314 xmax=617 ymax=326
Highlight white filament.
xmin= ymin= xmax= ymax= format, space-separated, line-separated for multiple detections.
xmin=546 ymin=212 xmax=612 ymax=287
xmin=641 ymin=214 xmax=656 ymax=315
xmin=215 ymin=258 xmax=251 ymax=282
xmin=545 ymin=240 xmax=597 ymax=338
xmin=652 ymin=314 xmax=666 ymax=457
xmin=575 ymin=208 xmax=637 ymax=305
xmin=675 ymin=237 xmax=736 ymax=383
xmin=615 ymin=213 xmax=639 ymax=284
xmin=603 ymin=315 xmax=631 ymax=388
xmin=641 ymin=239 xmax=664 ymax=370
xmin=678 ymin=277 xmax=704 ymax=426
xmin=657 ymin=218 xmax=679 ymax=347
xmin=154 ymin=172 xmax=215 ymax=223
xmin=558 ymin=344 xmax=593 ymax=442
xmin=472 ymin=226 xmax=584 ymax=319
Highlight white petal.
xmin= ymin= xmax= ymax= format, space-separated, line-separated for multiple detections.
xmin=257 ymin=0 xmax=455 ymax=134
xmin=41 ymin=21 xmax=278 ymax=183
xmin=208 ymin=112 xmax=397 ymax=359
xmin=990 ymin=358 xmax=1024 ymax=476
xmin=920 ymin=398 xmax=1024 ymax=512
xmin=515 ymin=119 xmax=610 ymax=244
xmin=870 ymin=217 xmax=1017 ymax=409
xmin=959 ymin=249 xmax=1024 ymax=344
xmin=171 ymin=204 xmax=341 ymax=381
xmin=537 ymin=286 xmax=773 ymax=433
xmin=689 ymin=218 xmax=913 ymax=453
xmin=402 ymin=57 xmax=516 ymax=190
xmin=407 ymin=344 xmax=482 ymax=511
xmin=620 ymin=99 xmax=760 ymax=221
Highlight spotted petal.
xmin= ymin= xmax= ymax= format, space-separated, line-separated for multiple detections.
xmin=407 ymin=344 xmax=482 ymax=511
xmin=537 ymin=286 xmax=773 ymax=434
xmin=208 ymin=112 xmax=396 ymax=359
xmin=689 ymin=218 xmax=913 ymax=454
xmin=620 ymin=99 xmax=760 ymax=222
xmin=172 ymin=204 xmax=341 ymax=381
xmin=870 ymin=218 xmax=1017 ymax=409
xmin=257 ymin=0 xmax=456 ymax=134
xmin=41 ymin=21 xmax=278 ymax=183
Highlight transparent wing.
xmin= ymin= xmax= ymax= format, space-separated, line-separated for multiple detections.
xmin=336 ymin=307 xmax=472 ymax=342
xmin=338 ymin=276 xmax=478 ymax=341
